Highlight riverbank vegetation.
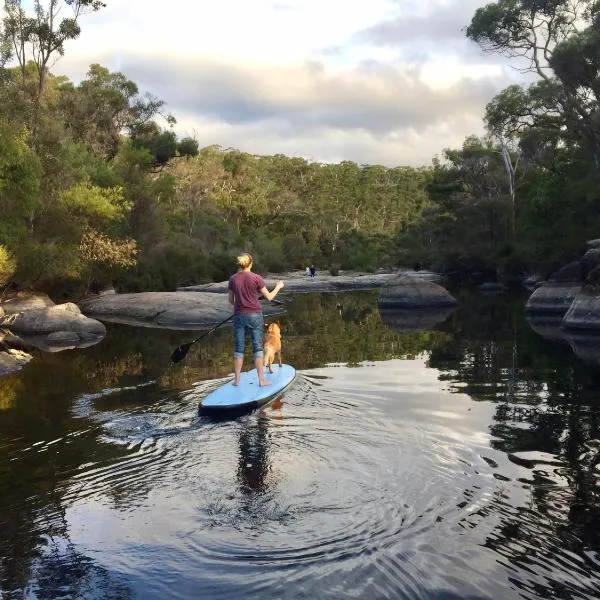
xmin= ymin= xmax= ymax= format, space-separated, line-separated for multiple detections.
xmin=0 ymin=0 xmax=598 ymax=298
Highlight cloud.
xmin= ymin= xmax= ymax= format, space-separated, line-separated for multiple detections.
xmin=357 ymin=0 xmax=484 ymax=47
xmin=171 ymin=109 xmax=485 ymax=167
xmin=39 ymin=0 xmax=529 ymax=166
xmin=119 ymin=54 xmax=497 ymax=135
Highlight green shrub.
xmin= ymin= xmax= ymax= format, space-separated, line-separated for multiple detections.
xmin=0 ymin=245 xmax=16 ymax=286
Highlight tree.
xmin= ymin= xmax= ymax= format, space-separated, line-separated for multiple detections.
xmin=58 ymin=64 xmax=138 ymax=159
xmin=177 ymin=136 xmax=199 ymax=157
xmin=2 ymin=0 xmax=106 ymax=97
xmin=467 ymin=0 xmax=600 ymax=170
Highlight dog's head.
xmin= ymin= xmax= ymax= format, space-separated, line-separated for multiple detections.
xmin=265 ymin=321 xmax=281 ymax=336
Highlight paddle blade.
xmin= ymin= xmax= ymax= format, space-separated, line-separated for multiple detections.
xmin=171 ymin=342 xmax=192 ymax=364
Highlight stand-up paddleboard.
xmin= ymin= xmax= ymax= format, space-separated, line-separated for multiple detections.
xmin=199 ymin=364 xmax=296 ymax=415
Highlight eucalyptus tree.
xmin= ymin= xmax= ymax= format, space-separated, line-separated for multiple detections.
xmin=2 ymin=0 xmax=106 ymax=97
xmin=466 ymin=0 xmax=600 ymax=170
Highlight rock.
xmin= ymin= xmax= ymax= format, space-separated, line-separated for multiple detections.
xmin=548 ymin=261 xmax=583 ymax=283
xmin=581 ymin=249 xmax=600 ymax=272
xmin=586 ymin=239 xmax=600 ymax=249
xmin=16 ymin=332 xmax=105 ymax=353
xmin=564 ymin=332 xmax=600 ymax=365
xmin=522 ymin=274 xmax=546 ymax=291
xmin=379 ymin=306 xmax=456 ymax=333
xmin=8 ymin=304 xmax=106 ymax=336
xmin=525 ymin=283 xmax=581 ymax=315
xmin=1 ymin=292 xmax=54 ymax=314
xmin=377 ymin=276 xmax=458 ymax=309
xmin=50 ymin=302 xmax=81 ymax=314
xmin=587 ymin=265 xmax=600 ymax=287
xmin=562 ymin=290 xmax=600 ymax=332
xmin=78 ymin=291 xmax=282 ymax=329
xmin=0 ymin=348 xmax=32 ymax=376
xmin=47 ymin=331 xmax=81 ymax=342
xmin=525 ymin=314 xmax=568 ymax=342
xmin=179 ymin=270 xmax=442 ymax=295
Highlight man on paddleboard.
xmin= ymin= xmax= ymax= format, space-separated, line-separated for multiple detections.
xmin=228 ymin=253 xmax=284 ymax=387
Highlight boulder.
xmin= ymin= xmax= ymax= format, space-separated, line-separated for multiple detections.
xmin=8 ymin=304 xmax=106 ymax=337
xmin=377 ymin=276 xmax=458 ymax=309
xmin=78 ymin=291 xmax=282 ymax=329
xmin=586 ymin=239 xmax=600 ymax=249
xmin=548 ymin=261 xmax=583 ymax=283
xmin=1 ymin=292 xmax=54 ymax=314
xmin=0 ymin=348 xmax=33 ymax=376
xmin=179 ymin=270 xmax=442 ymax=295
xmin=562 ymin=290 xmax=600 ymax=332
xmin=16 ymin=332 xmax=105 ymax=353
xmin=522 ymin=274 xmax=546 ymax=291
xmin=525 ymin=314 xmax=568 ymax=342
xmin=525 ymin=283 xmax=581 ymax=315
xmin=581 ymin=249 xmax=600 ymax=275
xmin=564 ymin=332 xmax=600 ymax=365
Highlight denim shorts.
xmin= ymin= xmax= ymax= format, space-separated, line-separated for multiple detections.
xmin=233 ymin=312 xmax=264 ymax=359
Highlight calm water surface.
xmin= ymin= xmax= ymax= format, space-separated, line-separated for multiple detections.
xmin=2 ymin=291 xmax=600 ymax=599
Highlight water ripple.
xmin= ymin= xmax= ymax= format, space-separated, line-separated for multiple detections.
xmin=34 ymin=360 xmax=599 ymax=599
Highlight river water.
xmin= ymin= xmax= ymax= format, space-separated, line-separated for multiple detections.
xmin=2 ymin=290 xmax=600 ymax=599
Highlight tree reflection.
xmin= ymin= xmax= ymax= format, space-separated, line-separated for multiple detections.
xmin=429 ymin=290 xmax=600 ymax=571
xmin=5 ymin=289 xmax=600 ymax=595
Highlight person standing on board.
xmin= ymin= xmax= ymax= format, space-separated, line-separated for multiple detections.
xmin=228 ymin=253 xmax=284 ymax=387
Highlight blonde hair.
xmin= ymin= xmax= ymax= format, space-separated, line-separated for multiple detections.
xmin=236 ymin=253 xmax=253 ymax=269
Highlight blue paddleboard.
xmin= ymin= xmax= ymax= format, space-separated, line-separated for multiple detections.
xmin=199 ymin=364 xmax=296 ymax=414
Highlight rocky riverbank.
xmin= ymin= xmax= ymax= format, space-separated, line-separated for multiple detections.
xmin=525 ymin=239 xmax=600 ymax=333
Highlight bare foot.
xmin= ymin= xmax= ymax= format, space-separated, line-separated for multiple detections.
xmin=232 ymin=379 xmax=240 ymax=386
xmin=258 ymin=380 xmax=272 ymax=387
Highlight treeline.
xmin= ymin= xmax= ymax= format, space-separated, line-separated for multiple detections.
xmin=0 ymin=1 xmax=430 ymax=297
xmin=1 ymin=0 xmax=599 ymax=297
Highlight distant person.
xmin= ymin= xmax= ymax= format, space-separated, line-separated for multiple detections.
xmin=305 ymin=266 xmax=311 ymax=276
xmin=228 ymin=253 xmax=284 ymax=387
xmin=413 ymin=261 xmax=422 ymax=272
xmin=309 ymin=264 xmax=316 ymax=277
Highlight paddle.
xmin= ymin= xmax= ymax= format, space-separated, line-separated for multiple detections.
xmin=170 ymin=297 xmax=286 ymax=365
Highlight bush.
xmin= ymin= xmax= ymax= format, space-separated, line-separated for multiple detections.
xmin=282 ymin=234 xmax=307 ymax=269
xmin=329 ymin=263 xmax=340 ymax=276
xmin=0 ymin=245 xmax=16 ymax=286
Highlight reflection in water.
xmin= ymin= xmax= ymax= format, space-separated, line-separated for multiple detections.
xmin=379 ymin=306 xmax=456 ymax=333
xmin=2 ymin=291 xmax=600 ymax=598
xmin=237 ymin=398 xmax=283 ymax=495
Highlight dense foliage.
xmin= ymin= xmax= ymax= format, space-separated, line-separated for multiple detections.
xmin=402 ymin=0 xmax=600 ymax=280
xmin=0 ymin=0 xmax=599 ymax=297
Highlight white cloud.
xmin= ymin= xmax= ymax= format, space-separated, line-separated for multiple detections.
xmin=16 ymin=0 xmax=527 ymax=166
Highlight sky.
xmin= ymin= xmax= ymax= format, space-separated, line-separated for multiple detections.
xmin=34 ymin=0 xmax=526 ymax=167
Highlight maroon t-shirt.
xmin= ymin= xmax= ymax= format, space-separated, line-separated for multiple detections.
xmin=228 ymin=271 xmax=265 ymax=314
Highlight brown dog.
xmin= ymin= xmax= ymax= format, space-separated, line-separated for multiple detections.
xmin=263 ymin=321 xmax=282 ymax=373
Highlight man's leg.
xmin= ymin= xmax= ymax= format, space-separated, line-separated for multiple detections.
xmin=255 ymin=355 xmax=271 ymax=387
xmin=232 ymin=314 xmax=245 ymax=385
xmin=249 ymin=313 xmax=271 ymax=386
xmin=233 ymin=355 xmax=243 ymax=386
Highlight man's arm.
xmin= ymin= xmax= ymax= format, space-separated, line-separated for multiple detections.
xmin=259 ymin=280 xmax=284 ymax=302
xmin=228 ymin=289 xmax=235 ymax=305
